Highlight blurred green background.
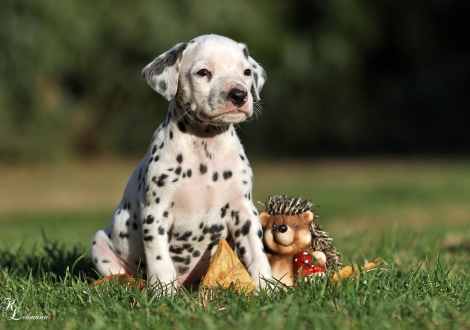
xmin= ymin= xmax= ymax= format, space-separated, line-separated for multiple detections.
xmin=1 ymin=0 xmax=468 ymax=161
xmin=1 ymin=0 xmax=469 ymax=253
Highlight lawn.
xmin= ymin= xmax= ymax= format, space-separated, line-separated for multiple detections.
xmin=1 ymin=158 xmax=469 ymax=329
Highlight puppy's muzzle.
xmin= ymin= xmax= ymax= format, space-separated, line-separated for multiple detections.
xmin=228 ymin=88 xmax=248 ymax=107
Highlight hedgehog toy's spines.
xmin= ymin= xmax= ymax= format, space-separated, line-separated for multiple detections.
xmin=266 ymin=195 xmax=314 ymax=216
xmin=309 ymin=218 xmax=343 ymax=270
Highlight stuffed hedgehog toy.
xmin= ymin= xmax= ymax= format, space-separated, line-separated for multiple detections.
xmin=260 ymin=195 xmax=342 ymax=286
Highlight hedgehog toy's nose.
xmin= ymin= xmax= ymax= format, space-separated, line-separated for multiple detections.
xmin=278 ymin=224 xmax=288 ymax=233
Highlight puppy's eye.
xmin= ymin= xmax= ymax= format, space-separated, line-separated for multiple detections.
xmin=196 ymin=69 xmax=211 ymax=78
xmin=244 ymin=69 xmax=252 ymax=76
xmin=294 ymin=223 xmax=298 ymax=227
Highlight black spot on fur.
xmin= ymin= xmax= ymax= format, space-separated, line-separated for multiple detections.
xmin=158 ymin=226 xmax=165 ymax=235
xmin=163 ymin=211 xmax=169 ymax=217
xmin=177 ymin=121 xmax=186 ymax=132
xmin=242 ymin=47 xmax=249 ymax=59
xmin=119 ymin=232 xmax=130 ymax=239
xmin=156 ymin=255 xmax=162 ymax=260
xmin=241 ymin=221 xmax=252 ymax=236
xmin=152 ymin=145 xmax=157 ymax=154
xmin=261 ymin=69 xmax=267 ymax=80
xmin=144 ymin=229 xmax=149 ymax=234
xmin=178 ymin=266 xmax=189 ymax=274
xmin=220 ymin=203 xmax=229 ymax=218
xmin=167 ymin=224 xmax=174 ymax=242
xmin=144 ymin=236 xmax=154 ymax=242
xmin=239 ymin=154 xmax=245 ymax=161
xmin=192 ymin=250 xmax=201 ymax=257
xmin=235 ymin=229 xmax=241 ymax=238
xmin=146 ymin=215 xmax=155 ymax=224
xmin=198 ymin=235 xmax=205 ymax=242
xmin=169 ymin=245 xmax=183 ymax=254
xmin=176 ymin=154 xmax=183 ymax=164
xmin=187 ymin=169 xmax=192 ymax=177
xmin=142 ymin=42 xmax=187 ymax=77
xmin=234 ymin=212 xmax=241 ymax=226
xmin=175 ymin=167 xmax=182 ymax=175
xmin=203 ymin=224 xmax=224 ymax=237
xmin=169 ymin=130 xmax=173 ymax=139
xmin=102 ymin=259 xmax=110 ymax=263
xmin=133 ymin=222 xmax=138 ymax=230
xmin=176 ymin=231 xmax=193 ymax=241
xmin=239 ymin=246 xmax=246 ymax=256
xmin=156 ymin=197 xmax=160 ymax=204
xmin=207 ymin=239 xmax=220 ymax=250
xmin=210 ymin=232 xmax=222 ymax=241
xmin=223 ymin=171 xmax=232 ymax=180
xmin=257 ymin=228 xmax=263 ymax=238
xmin=200 ymin=164 xmax=207 ymax=174
xmin=212 ymin=172 xmax=218 ymax=181
xmin=158 ymin=80 xmax=168 ymax=93
xmin=171 ymin=255 xmax=191 ymax=265
xmin=157 ymin=174 xmax=168 ymax=187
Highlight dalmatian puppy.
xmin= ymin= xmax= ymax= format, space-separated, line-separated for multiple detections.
xmin=90 ymin=34 xmax=272 ymax=290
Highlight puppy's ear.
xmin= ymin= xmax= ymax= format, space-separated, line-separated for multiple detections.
xmin=238 ymin=43 xmax=267 ymax=101
xmin=299 ymin=211 xmax=314 ymax=224
xmin=142 ymin=42 xmax=187 ymax=101
xmin=259 ymin=211 xmax=270 ymax=228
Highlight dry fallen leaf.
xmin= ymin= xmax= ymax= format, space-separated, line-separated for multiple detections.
xmin=202 ymin=238 xmax=256 ymax=293
xmin=332 ymin=258 xmax=384 ymax=284
xmin=90 ymin=274 xmax=146 ymax=290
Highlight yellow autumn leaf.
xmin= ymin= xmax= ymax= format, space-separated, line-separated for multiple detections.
xmin=332 ymin=258 xmax=384 ymax=284
xmin=202 ymin=238 xmax=256 ymax=293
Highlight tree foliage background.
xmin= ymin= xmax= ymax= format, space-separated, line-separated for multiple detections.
xmin=1 ymin=0 xmax=468 ymax=161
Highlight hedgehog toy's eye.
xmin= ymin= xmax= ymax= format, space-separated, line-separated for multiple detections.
xmin=272 ymin=223 xmax=276 ymax=228
xmin=294 ymin=223 xmax=298 ymax=228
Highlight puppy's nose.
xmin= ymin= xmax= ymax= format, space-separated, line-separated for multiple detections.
xmin=278 ymin=224 xmax=288 ymax=233
xmin=228 ymin=88 xmax=247 ymax=107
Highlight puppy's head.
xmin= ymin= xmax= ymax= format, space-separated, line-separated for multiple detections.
xmin=142 ymin=34 xmax=266 ymax=125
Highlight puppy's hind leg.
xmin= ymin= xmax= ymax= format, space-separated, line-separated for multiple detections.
xmin=90 ymin=229 xmax=137 ymax=276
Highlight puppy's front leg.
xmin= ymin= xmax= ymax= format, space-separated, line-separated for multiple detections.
xmin=141 ymin=208 xmax=178 ymax=289
xmin=229 ymin=205 xmax=272 ymax=288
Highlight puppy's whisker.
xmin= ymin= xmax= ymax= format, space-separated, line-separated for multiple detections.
xmin=177 ymin=110 xmax=191 ymax=122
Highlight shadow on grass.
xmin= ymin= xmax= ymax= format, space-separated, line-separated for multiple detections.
xmin=0 ymin=231 xmax=97 ymax=280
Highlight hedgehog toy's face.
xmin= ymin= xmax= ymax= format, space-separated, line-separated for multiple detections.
xmin=260 ymin=211 xmax=314 ymax=255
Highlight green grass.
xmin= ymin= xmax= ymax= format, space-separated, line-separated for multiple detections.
xmin=1 ymin=159 xmax=470 ymax=329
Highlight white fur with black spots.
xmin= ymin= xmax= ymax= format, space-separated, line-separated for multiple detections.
xmin=90 ymin=34 xmax=271 ymax=291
